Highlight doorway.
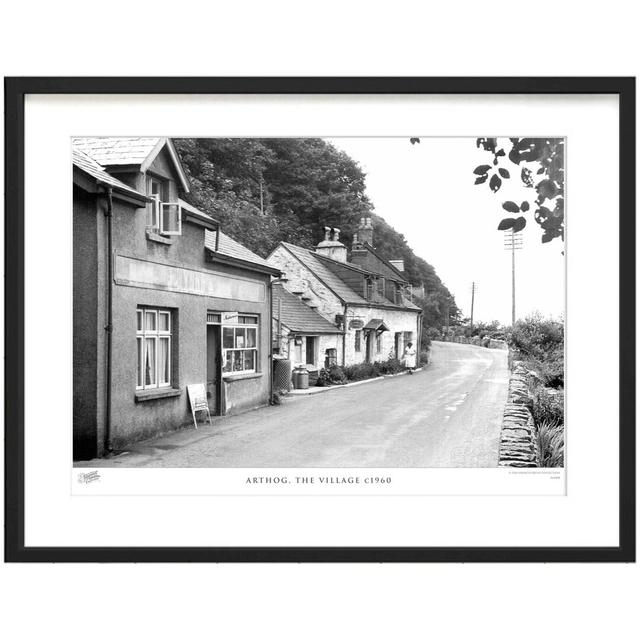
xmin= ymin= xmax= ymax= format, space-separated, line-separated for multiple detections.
xmin=394 ymin=332 xmax=402 ymax=359
xmin=206 ymin=324 xmax=222 ymax=415
xmin=365 ymin=331 xmax=373 ymax=363
xmin=305 ymin=336 xmax=316 ymax=367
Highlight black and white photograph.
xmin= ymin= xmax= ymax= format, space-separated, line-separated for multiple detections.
xmin=72 ymin=135 xmax=565 ymax=471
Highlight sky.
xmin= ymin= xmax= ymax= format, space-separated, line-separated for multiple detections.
xmin=328 ymin=137 xmax=565 ymax=325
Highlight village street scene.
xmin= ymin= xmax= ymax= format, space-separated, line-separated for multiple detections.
xmin=73 ymin=136 xmax=565 ymax=469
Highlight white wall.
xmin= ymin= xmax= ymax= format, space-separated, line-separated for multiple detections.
xmin=345 ymin=307 xmax=420 ymax=365
xmin=284 ymin=332 xmax=342 ymax=370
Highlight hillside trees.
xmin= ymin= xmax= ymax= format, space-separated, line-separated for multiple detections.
xmin=174 ymin=137 xmax=458 ymax=327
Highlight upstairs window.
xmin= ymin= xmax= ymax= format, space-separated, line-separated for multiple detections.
xmin=146 ymin=175 xmax=181 ymax=236
xmin=394 ymin=284 xmax=402 ymax=305
xmin=365 ymin=277 xmax=374 ymax=300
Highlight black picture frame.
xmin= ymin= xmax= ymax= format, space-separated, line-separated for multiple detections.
xmin=4 ymin=77 xmax=636 ymax=563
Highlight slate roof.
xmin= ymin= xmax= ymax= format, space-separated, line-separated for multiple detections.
xmin=72 ymin=148 xmax=149 ymax=201
xmin=273 ymin=285 xmax=342 ymax=334
xmin=72 ymin=137 xmax=162 ymax=166
xmin=205 ymin=229 xmax=275 ymax=271
xmin=278 ymin=243 xmax=367 ymax=305
xmin=276 ymin=242 xmax=421 ymax=311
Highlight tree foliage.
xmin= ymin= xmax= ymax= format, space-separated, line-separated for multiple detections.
xmin=174 ymin=137 xmax=458 ymax=327
xmin=472 ymin=137 xmax=565 ymax=243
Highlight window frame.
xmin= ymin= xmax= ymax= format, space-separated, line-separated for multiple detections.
xmin=221 ymin=313 xmax=260 ymax=377
xmin=146 ymin=175 xmax=181 ymax=236
xmin=160 ymin=201 xmax=182 ymax=236
xmin=354 ymin=329 xmax=362 ymax=352
xmin=394 ymin=284 xmax=403 ymax=305
xmin=365 ymin=277 xmax=374 ymax=300
xmin=136 ymin=307 xmax=172 ymax=391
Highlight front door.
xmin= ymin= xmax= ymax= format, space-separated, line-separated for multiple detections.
xmin=305 ymin=336 xmax=316 ymax=367
xmin=365 ymin=331 xmax=373 ymax=363
xmin=206 ymin=324 xmax=222 ymax=415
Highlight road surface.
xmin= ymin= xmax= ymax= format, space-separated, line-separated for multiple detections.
xmin=80 ymin=341 xmax=509 ymax=468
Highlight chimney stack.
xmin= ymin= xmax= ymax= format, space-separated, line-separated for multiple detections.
xmin=315 ymin=226 xmax=347 ymax=262
xmin=355 ymin=216 xmax=373 ymax=247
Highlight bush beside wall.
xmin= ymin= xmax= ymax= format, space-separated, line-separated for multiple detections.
xmin=316 ymin=356 xmax=410 ymax=387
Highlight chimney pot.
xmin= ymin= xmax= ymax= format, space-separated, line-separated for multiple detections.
xmin=356 ymin=215 xmax=374 ymax=246
xmin=316 ymin=225 xmax=347 ymax=262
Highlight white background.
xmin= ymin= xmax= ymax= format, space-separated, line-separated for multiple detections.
xmin=26 ymin=94 xmax=604 ymax=547
xmin=1 ymin=2 xmax=638 ymax=639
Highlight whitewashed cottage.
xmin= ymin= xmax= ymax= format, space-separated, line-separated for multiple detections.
xmin=268 ymin=218 xmax=422 ymax=368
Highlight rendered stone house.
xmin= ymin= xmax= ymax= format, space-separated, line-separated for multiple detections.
xmin=267 ymin=218 xmax=422 ymax=368
xmin=72 ymin=137 xmax=280 ymax=460
xmin=272 ymin=283 xmax=344 ymax=377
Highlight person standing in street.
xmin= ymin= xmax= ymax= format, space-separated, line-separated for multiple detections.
xmin=403 ymin=341 xmax=417 ymax=374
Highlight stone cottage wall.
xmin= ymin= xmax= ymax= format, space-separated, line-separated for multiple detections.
xmin=268 ymin=245 xmax=420 ymax=367
xmin=268 ymin=246 xmax=344 ymax=322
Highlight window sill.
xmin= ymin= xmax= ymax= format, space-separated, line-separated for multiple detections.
xmin=135 ymin=387 xmax=181 ymax=402
xmin=223 ymin=372 xmax=263 ymax=382
xmin=146 ymin=229 xmax=173 ymax=245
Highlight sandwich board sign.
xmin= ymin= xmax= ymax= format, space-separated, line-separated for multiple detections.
xmin=187 ymin=383 xmax=212 ymax=429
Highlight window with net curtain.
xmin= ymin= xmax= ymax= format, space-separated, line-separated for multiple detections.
xmin=136 ymin=308 xmax=172 ymax=390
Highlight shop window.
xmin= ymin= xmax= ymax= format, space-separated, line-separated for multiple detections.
xmin=354 ymin=330 xmax=362 ymax=352
xmin=222 ymin=314 xmax=259 ymax=375
xmin=146 ymin=175 xmax=181 ymax=236
xmin=136 ymin=308 xmax=172 ymax=390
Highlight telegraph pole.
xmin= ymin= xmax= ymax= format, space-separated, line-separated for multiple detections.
xmin=504 ymin=230 xmax=523 ymax=326
xmin=470 ymin=282 xmax=476 ymax=329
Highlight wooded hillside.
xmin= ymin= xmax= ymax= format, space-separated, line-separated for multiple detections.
xmin=174 ymin=138 xmax=459 ymax=327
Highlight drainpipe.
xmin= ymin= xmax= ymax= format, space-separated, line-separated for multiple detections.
xmin=269 ymin=278 xmax=286 ymax=402
xmin=342 ymin=303 xmax=348 ymax=366
xmin=269 ymin=278 xmax=274 ymax=403
xmin=100 ymin=184 xmax=114 ymax=453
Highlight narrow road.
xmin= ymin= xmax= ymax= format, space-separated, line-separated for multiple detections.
xmin=81 ymin=342 xmax=509 ymax=468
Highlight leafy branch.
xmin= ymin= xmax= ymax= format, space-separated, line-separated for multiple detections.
xmin=472 ymin=137 xmax=565 ymax=243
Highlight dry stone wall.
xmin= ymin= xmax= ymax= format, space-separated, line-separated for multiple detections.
xmin=498 ymin=362 xmax=539 ymax=467
xmin=440 ymin=335 xmax=507 ymax=350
